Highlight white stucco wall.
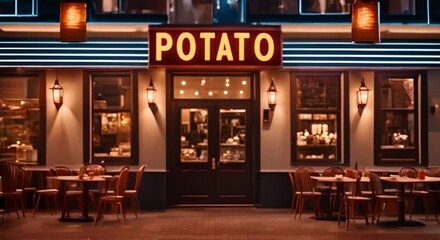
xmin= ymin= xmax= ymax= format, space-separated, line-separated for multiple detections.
xmin=46 ymin=69 xmax=84 ymax=167
xmin=260 ymin=70 xmax=291 ymax=170
xmin=138 ymin=70 xmax=167 ymax=171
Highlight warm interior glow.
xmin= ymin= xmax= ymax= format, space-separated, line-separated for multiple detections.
xmin=266 ymin=79 xmax=277 ymax=110
xmin=357 ymin=80 xmax=369 ymax=107
xmin=352 ymin=0 xmax=380 ymax=43
xmin=146 ymin=79 xmax=157 ymax=104
xmin=60 ymin=1 xmax=87 ymax=42
xmin=50 ymin=79 xmax=63 ymax=110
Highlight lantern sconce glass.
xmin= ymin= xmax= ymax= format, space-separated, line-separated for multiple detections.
xmin=146 ymin=78 xmax=158 ymax=114
xmin=431 ymin=104 xmax=439 ymax=115
xmin=263 ymin=79 xmax=277 ymax=122
xmin=50 ymin=79 xmax=64 ymax=111
xmin=357 ymin=79 xmax=369 ymax=115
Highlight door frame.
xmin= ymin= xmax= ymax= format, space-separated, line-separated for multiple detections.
xmin=166 ymin=70 xmax=261 ymax=206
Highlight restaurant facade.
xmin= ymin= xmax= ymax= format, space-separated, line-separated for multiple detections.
xmin=0 ymin=0 xmax=440 ymax=209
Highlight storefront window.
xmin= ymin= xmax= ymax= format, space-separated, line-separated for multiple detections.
xmin=0 ymin=0 xmax=37 ymax=16
xmin=85 ymin=72 xmax=138 ymax=165
xmin=374 ymin=72 xmax=426 ymax=166
xmin=247 ymin=0 xmax=428 ymax=23
xmin=0 ymin=73 xmax=45 ymax=165
xmin=291 ymin=72 xmax=348 ymax=165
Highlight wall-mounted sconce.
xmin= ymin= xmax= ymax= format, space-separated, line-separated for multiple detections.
xmin=351 ymin=0 xmax=380 ymax=43
xmin=60 ymin=0 xmax=87 ymax=42
xmin=357 ymin=79 xmax=369 ymax=115
xmin=263 ymin=79 xmax=277 ymax=122
xmin=431 ymin=104 xmax=439 ymax=115
xmin=50 ymin=79 xmax=64 ymax=110
xmin=146 ymin=78 xmax=157 ymax=114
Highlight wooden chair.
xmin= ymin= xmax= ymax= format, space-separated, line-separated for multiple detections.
xmin=94 ymin=168 xmax=129 ymax=225
xmin=51 ymin=166 xmax=83 ymax=217
xmin=80 ymin=164 xmax=106 ymax=207
xmin=338 ymin=170 xmax=372 ymax=230
xmin=32 ymin=171 xmax=59 ymax=217
xmin=293 ymin=167 xmax=321 ymax=219
xmin=322 ymin=166 xmax=344 ymax=213
xmin=288 ymin=172 xmax=300 ymax=214
xmin=400 ymin=167 xmax=439 ymax=223
xmin=0 ymin=160 xmax=27 ymax=218
xmin=368 ymin=172 xmax=399 ymax=224
xmin=125 ymin=165 xmax=146 ymax=217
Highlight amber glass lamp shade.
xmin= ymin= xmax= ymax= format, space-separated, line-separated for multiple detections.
xmin=60 ymin=0 xmax=87 ymax=42
xmin=267 ymin=79 xmax=277 ymax=110
xmin=50 ymin=79 xmax=64 ymax=110
xmin=357 ymin=80 xmax=369 ymax=110
xmin=352 ymin=0 xmax=380 ymax=43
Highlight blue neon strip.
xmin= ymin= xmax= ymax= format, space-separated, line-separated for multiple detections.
xmin=282 ymin=40 xmax=440 ymax=67
xmin=0 ymin=40 xmax=149 ymax=67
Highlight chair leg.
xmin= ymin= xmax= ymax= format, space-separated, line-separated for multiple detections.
xmin=294 ymin=196 xmax=301 ymax=219
xmin=362 ymin=203 xmax=369 ymax=226
xmin=299 ymin=197 xmax=305 ymax=219
xmin=120 ymin=201 xmax=126 ymax=221
xmin=376 ymin=202 xmax=383 ymax=224
xmin=33 ymin=194 xmax=42 ymax=218
xmin=338 ymin=199 xmax=344 ymax=226
xmin=130 ymin=196 xmax=138 ymax=217
xmin=94 ymin=200 xmax=103 ymax=225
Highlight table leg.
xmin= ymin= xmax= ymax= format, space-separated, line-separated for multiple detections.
xmin=58 ymin=181 xmax=94 ymax=222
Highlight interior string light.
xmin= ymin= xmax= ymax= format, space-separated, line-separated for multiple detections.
xmin=179 ymin=90 xmax=184 ymax=94
xmin=223 ymin=90 xmax=228 ymax=95
xmin=242 ymin=80 xmax=247 ymax=85
xmin=208 ymin=91 xmax=213 ymax=96
xmin=181 ymin=80 xmax=186 ymax=86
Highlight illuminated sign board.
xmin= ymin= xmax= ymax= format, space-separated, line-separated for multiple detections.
xmin=148 ymin=26 xmax=282 ymax=68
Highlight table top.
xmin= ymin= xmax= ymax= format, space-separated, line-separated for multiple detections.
xmin=380 ymin=176 xmax=440 ymax=183
xmin=311 ymin=176 xmax=370 ymax=183
xmin=47 ymin=175 xmax=114 ymax=182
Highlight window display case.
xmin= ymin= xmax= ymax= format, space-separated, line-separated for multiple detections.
xmin=292 ymin=73 xmax=346 ymax=165
xmin=0 ymin=75 xmax=43 ymax=165
xmin=374 ymin=72 xmax=424 ymax=165
xmin=88 ymin=73 xmax=137 ymax=164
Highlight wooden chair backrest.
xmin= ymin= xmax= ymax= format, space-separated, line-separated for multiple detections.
xmin=134 ymin=165 xmax=146 ymax=191
xmin=322 ymin=166 xmax=344 ymax=177
xmin=51 ymin=165 xmax=72 ymax=176
xmin=368 ymin=172 xmax=384 ymax=195
xmin=80 ymin=164 xmax=106 ymax=176
xmin=399 ymin=167 xmax=418 ymax=178
xmin=0 ymin=160 xmax=24 ymax=193
xmin=114 ymin=169 xmax=129 ymax=196
xmin=294 ymin=167 xmax=316 ymax=193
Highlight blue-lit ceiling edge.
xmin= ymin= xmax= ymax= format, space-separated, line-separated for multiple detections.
xmin=0 ymin=40 xmax=439 ymax=68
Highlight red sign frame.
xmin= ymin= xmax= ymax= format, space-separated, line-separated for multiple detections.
xmin=148 ymin=25 xmax=282 ymax=69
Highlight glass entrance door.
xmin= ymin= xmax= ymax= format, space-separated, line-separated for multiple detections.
xmin=167 ymin=73 xmax=255 ymax=205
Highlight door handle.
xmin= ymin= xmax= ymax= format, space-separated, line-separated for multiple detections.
xmin=211 ymin=158 xmax=216 ymax=170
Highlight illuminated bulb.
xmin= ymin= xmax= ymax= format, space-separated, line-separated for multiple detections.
xmin=242 ymin=80 xmax=247 ymax=85
xmin=224 ymin=90 xmax=228 ymax=95
xmin=181 ymin=80 xmax=186 ymax=86
xmin=226 ymin=77 xmax=230 ymax=83
xmin=239 ymin=90 xmax=244 ymax=95
xmin=194 ymin=91 xmax=199 ymax=96
xmin=225 ymin=82 xmax=230 ymax=87
xmin=179 ymin=90 xmax=184 ymax=95
xmin=201 ymin=79 xmax=206 ymax=86
xmin=208 ymin=91 xmax=213 ymax=96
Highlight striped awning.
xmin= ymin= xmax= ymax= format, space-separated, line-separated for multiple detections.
xmin=282 ymin=40 xmax=440 ymax=68
xmin=0 ymin=40 xmax=149 ymax=68
xmin=0 ymin=40 xmax=439 ymax=68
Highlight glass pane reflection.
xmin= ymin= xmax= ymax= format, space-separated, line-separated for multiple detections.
xmin=181 ymin=108 xmax=208 ymax=162
xmin=220 ymin=109 xmax=245 ymax=163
